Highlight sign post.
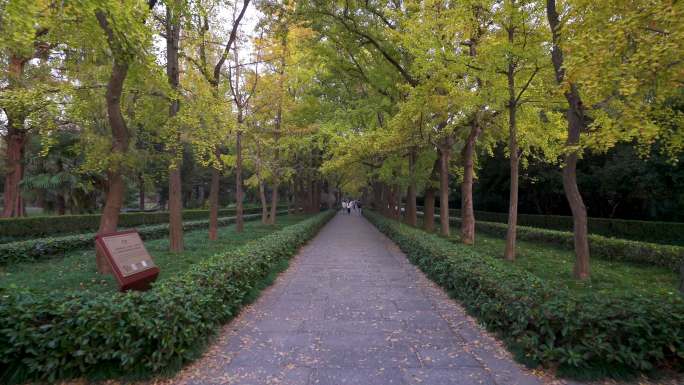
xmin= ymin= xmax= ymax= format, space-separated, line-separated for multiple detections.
xmin=94 ymin=230 xmax=160 ymax=291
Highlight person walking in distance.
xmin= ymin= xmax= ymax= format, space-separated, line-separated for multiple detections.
xmin=346 ymin=200 xmax=351 ymax=215
xmin=341 ymin=200 xmax=347 ymax=214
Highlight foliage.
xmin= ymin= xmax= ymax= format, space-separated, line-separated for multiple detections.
xmin=0 ymin=210 xmax=334 ymax=383
xmin=365 ymin=211 xmax=684 ymax=376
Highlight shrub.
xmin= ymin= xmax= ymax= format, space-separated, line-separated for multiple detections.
xmin=444 ymin=216 xmax=684 ymax=272
xmin=0 ymin=206 xmax=288 ymax=242
xmin=417 ymin=206 xmax=684 ymax=245
xmin=365 ymin=211 xmax=684 ymax=376
xmin=0 ymin=210 xmax=334 ymax=383
xmin=0 ymin=212 xmax=279 ymax=265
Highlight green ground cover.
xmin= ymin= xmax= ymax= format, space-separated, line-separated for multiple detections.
xmin=0 ymin=214 xmax=308 ymax=294
xmin=455 ymin=233 xmax=680 ymax=298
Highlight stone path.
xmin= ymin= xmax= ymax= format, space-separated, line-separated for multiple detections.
xmin=167 ymin=212 xmax=546 ymax=385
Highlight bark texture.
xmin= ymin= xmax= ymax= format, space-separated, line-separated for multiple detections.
xmin=423 ymin=156 xmax=440 ymax=232
xmin=208 ymin=165 xmax=219 ymax=240
xmin=2 ymin=56 xmax=29 ymax=218
xmin=235 ymin=128 xmax=244 ymax=232
xmin=167 ymin=3 xmax=184 ymax=252
xmin=405 ymin=149 xmax=418 ymax=226
xmin=460 ymin=123 xmax=481 ymax=245
xmin=438 ymin=145 xmax=452 ymax=237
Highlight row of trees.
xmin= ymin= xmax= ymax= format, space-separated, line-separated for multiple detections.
xmin=296 ymin=0 xmax=683 ymax=279
xmin=0 ymin=0 xmax=333 ymax=273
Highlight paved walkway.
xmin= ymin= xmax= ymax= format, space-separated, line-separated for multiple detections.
xmin=167 ymin=213 xmax=544 ymax=385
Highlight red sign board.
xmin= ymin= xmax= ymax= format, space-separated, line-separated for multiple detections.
xmin=95 ymin=230 xmax=160 ymax=291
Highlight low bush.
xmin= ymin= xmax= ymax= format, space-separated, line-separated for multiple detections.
xmin=0 ymin=206 xmax=288 ymax=242
xmin=0 ymin=210 xmax=334 ymax=383
xmin=417 ymin=206 xmax=684 ymax=245
xmin=445 ymin=216 xmax=684 ymax=272
xmin=366 ymin=211 xmax=684 ymax=376
xmin=0 ymin=212 xmax=279 ymax=265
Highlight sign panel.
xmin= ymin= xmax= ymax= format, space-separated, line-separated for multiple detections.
xmin=95 ymin=230 xmax=159 ymax=291
xmin=100 ymin=232 xmax=156 ymax=277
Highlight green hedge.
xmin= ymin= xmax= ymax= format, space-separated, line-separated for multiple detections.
xmin=0 ymin=212 xmax=287 ymax=266
xmin=366 ymin=211 xmax=684 ymax=375
xmin=417 ymin=206 xmax=684 ymax=245
xmin=0 ymin=206 xmax=287 ymax=242
xmin=0 ymin=210 xmax=334 ymax=383
xmin=443 ymin=216 xmax=684 ymax=272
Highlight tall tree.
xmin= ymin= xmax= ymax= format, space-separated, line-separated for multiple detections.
xmin=93 ymin=0 xmax=158 ymax=273
xmin=0 ymin=0 xmax=58 ymax=217
xmin=183 ymin=0 xmax=250 ymax=239
xmin=163 ymin=0 xmax=185 ymax=252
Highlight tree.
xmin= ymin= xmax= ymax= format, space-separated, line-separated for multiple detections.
xmin=545 ymin=0 xmax=683 ymax=279
xmin=0 ymin=0 xmax=61 ymax=217
xmin=182 ymin=0 xmax=250 ymax=239
xmin=91 ymin=0 xmax=159 ymax=273
xmin=160 ymin=0 xmax=185 ymax=252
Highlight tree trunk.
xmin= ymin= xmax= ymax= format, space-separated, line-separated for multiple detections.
xmin=208 ymin=166 xmax=219 ymax=240
xmin=168 ymin=168 xmax=184 ymax=250
xmin=167 ymin=3 xmax=184 ymax=252
xmin=423 ymin=155 xmax=440 ymax=232
xmin=438 ymin=145 xmax=451 ymax=237
xmin=235 ymin=128 xmax=244 ymax=232
xmin=95 ymin=48 xmax=130 ymax=274
xmin=269 ymin=184 xmax=278 ymax=224
xmin=259 ymin=180 xmax=269 ymax=223
xmin=504 ymin=111 xmax=519 ymax=260
xmin=139 ymin=174 xmax=145 ymax=210
xmin=97 ymin=171 xmax=124 ymax=274
xmin=2 ymin=129 xmax=26 ymax=218
xmin=2 ymin=56 xmax=28 ymax=218
xmin=504 ymin=37 xmax=519 ymax=261
xmin=460 ymin=124 xmax=480 ymax=245
xmin=406 ymin=149 xmax=417 ymax=226
xmin=547 ymin=0 xmax=590 ymax=279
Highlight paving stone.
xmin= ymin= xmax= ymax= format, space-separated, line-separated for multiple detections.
xmin=403 ymin=367 xmax=496 ymax=385
xmin=310 ymin=367 xmax=408 ymax=385
xmin=316 ymin=333 xmax=420 ymax=368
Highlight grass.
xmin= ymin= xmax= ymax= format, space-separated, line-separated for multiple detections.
xmin=0 ymin=214 xmax=309 ymax=294
xmin=464 ymin=233 xmax=680 ymax=298
xmin=414 ymin=218 xmax=679 ymax=298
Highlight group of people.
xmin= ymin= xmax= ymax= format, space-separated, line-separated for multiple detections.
xmin=341 ymin=199 xmax=362 ymax=215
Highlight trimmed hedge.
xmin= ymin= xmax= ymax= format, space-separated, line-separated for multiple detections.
xmin=417 ymin=206 xmax=684 ymax=245
xmin=0 ymin=212 xmax=288 ymax=265
xmin=0 ymin=210 xmax=334 ymax=383
xmin=444 ymin=215 xmax=684 ymax=272
xmin=0 ymin=206 xmax=287 ymax=242
xmin=366 ymin=211 xmax=684 ymax=374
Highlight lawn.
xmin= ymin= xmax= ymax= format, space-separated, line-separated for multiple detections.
xmin=414 ymin=218 xmax=679 ymax=298
xmin=450 ymin=231 xmax=680 ymax=299
xmin=0 ymin=214 xmax=309 ymax=294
